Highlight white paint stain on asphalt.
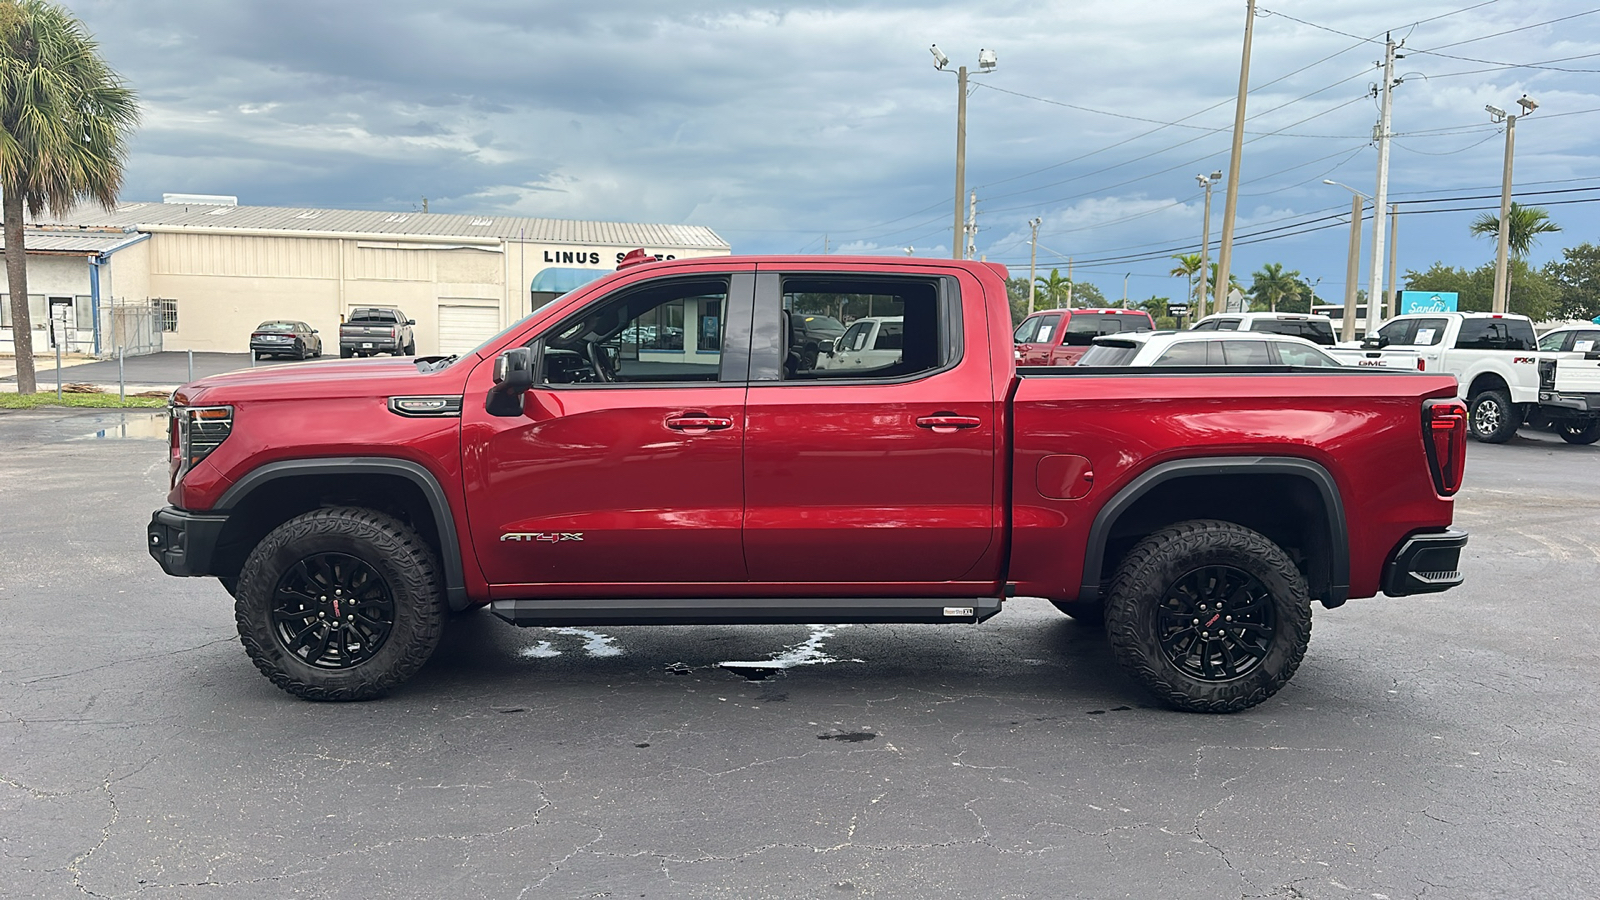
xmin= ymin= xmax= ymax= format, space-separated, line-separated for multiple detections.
xmin=518 ymin=640 xmax=560 ymax=659
xmin=549 ymin=628 xmax=623 ymax=657
xmin=719 ymin=624 xmax=860 ymax=675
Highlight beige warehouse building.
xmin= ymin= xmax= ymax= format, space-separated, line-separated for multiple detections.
xmin=9 ymin=196 xmax=729 ymax=356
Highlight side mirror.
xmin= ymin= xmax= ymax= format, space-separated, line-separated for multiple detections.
xmin=487 ymin=347 xmax=534 ymax=417
xmin=311 ymin=329 xmax=319 ymax=334
xmin=406 ymin=319 xmax=416 ymax=326
xmin=821 ymin=338 xmax=837 ymax=357
xmin=1361 ymin=335 xmax=1390 ymax=350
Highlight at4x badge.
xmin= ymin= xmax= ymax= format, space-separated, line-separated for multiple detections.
xmin=501 ymin=532 xmax=584 ymax=543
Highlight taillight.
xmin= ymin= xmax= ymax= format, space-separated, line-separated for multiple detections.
xmin=1417 ymin=358 xmax=1425 ymax=371
xmin=1423 ymin=399 xmax=1466 ymax=495
xmin=1538 ymin=359 xmax=1556 ymax=392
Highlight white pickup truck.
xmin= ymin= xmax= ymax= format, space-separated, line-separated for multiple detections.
xmin=1328 ymin=312 xmax=1600 ymax=444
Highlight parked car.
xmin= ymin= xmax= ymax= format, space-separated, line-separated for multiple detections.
xmin=1014 ymin=307 xmax=1155 ymax=366
xmin=1190 ymin=312 xmax=1337 ymax=346
xmin=149 ymin=254 xmax=1466 ymax=713
xmin=1537 ymin=323 xmax=1600 ymax=353
xmin=1077 ymin=331 xmax=1346 ymax=367
xmin=1326 ymin=311 xmax=1600 ymax=444
xmin=816 ymin=316 xmax=902 ymax=371
xmin=248 ymin=321 xmax=322 ymax=360
xmin=340 ymin=308 xmax=415 ymax=358
xmin=786 ymin=312 xmax=847 ymax=373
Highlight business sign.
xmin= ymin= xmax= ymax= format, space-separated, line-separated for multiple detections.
xmin=1399 ymin=291 xmax=1458 ymax=314
xmin=1168 ymin=303 xmax=1190 ymax=318
xmin=1224 ymin=289 xmax=1246 ymax=313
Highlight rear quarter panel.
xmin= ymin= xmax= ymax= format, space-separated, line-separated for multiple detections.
xmin=1008 ymin=370 xmax=1460 ymax=601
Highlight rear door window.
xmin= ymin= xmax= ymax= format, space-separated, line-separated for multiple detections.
xmin=1276 ymin=342 xmax=1341 ymax=367
xmin=1455 ymin=318 xmax=1536 ymax=350
xmin=1078 ymin=340 xmax=1140 ymax=366
xmin=1222 ymin=340 xmax=1272 ymax=365
xmin=1153 ymin=341 xmax=1215 ymax=366
xmin=1031 ymin=313 xmax=1063 ymax=345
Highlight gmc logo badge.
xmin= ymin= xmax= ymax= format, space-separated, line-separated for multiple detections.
xmin=501 ymin=532 xmax=584 ymax=543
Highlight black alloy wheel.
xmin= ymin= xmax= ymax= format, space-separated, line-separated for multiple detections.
xmin=1104 ymin=519 xmax=1312 ymax=713
xmin=1155 ymin=565 xmax=1276 ymax=681
xmin=270 ymin=552 xmax=396 ymax=669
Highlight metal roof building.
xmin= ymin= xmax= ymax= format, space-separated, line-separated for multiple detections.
xmin=18 ymin=199 xmax=731 ymax=356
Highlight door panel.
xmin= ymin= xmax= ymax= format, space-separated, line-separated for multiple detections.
xmin=742 ymin=267 xmax=998 ymax=587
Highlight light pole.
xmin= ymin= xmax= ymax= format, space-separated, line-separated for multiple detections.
xmin=1195 ymin=171 xmax=1222 ymax=318
xmin=1486 ymin=95 xmax=1537 ymax=313
xmin=1122 ymin=273 xmax=1130 ymax=308
xmin=931 ymin=44 xmax=996 ymax=260
xmin=1027 ymin=217 xmax=1042 ymax=314
xmin=1324 ymin=180 xmax=1368 ymax=341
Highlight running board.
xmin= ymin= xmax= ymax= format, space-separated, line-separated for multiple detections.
xmin=488 ymin=596 xmax=1005 ymax=627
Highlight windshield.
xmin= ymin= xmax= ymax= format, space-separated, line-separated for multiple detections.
xmin=793 ymin=314 xmax=846 ymax=339
xmin=255 ymin=322 xmax=295 ymax=332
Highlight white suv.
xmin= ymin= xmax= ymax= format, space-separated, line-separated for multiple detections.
xmin=1077 ymin=331 xmax=1345 ymax=367
xmin=1191 ymin=312 xmax=1337 ymax=346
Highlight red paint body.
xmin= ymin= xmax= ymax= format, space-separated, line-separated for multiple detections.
xmin=171 ymin=256 xmax=1459 ymax=606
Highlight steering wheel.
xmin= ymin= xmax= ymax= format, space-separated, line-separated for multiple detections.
xmin=586 ymin=341 xmax=616 ymax=383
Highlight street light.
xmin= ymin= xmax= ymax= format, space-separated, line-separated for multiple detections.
xmin=1026 ymin=217 xmax=1042 ymax=314
xmin=1194 ymin=171 xmax=1222 ymax=318
xmin=1324 ymin=180 xmax=1369 ymax=341
xmin=1485 ymin=94 xmax=1538 ymax=312
xmin=931 ymin=43 xmax=997 ymax=259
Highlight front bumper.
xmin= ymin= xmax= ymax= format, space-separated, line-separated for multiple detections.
xmin=147 ymin=507 xmax=229 ymax=578
xmin=1383 ymin=527 xmax=1469 ymax=596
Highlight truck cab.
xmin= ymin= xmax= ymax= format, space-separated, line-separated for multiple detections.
xmin=1013 ymin=307 xmax=1155 ymax=366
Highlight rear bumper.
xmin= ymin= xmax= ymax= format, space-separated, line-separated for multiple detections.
xmin=147 ymin=507 xmax=228 ymax=578
xmin=1536 ymin=391 xmax=1600 ymax=416
xmin=250 ymin=340 xmax=297 ymax=353
xmin=1383 ymin=527 xmax=1468 ymax=596
xmin=341 ymin=337 xmax=402 ymax=352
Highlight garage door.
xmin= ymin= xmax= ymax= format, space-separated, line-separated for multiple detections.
xmin=438 ymin=305 xmax=501 ymax=356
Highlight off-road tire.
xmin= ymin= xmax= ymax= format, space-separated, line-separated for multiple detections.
xmin=234 ymin=507 xmax=444 ymax=701
xmin=1049 ymin=599 xmax=1105 ymax=626
xmin=1469 ymin=389 xmax=1518 ymax=443
xmin=1104 ymin=519 xmax=1312 ymax=713
xmin=1559 ymin=418 xmax=1600 ymax=445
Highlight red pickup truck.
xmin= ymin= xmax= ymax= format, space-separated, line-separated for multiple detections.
xmin=148 ymin=255 xmax=1469 ymax=713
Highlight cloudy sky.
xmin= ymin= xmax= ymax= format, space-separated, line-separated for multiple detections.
xmin=58 ymin=0 xmax=1600 ymax=303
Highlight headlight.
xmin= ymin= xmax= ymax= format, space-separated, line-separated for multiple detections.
xmin=173 ymin=405 xmax=233 ymax=473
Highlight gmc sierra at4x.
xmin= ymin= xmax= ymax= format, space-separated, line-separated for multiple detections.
xmin=148 ymin=253 xmax=1469 ymax=713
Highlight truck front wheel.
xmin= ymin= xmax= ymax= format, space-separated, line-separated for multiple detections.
xmin=233 ymin=507 xmax=445 ymax=701
xmin=1104 ymin=520 xmax=1312 ymax=713
xmin=1468 ymin=389 xmax=1518 ymax=443
xmin=1559 ymin=418 xmax=1600 ymax=445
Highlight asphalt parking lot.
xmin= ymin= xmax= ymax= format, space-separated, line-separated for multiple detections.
xmin=1 ymin=410 xmax=1596 ymax=899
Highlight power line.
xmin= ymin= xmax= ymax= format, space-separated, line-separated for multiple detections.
xmin=1415 ymin=7 xmax=1600 ymax=51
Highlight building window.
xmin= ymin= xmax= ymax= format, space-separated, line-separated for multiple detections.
xmin=156 ymin=298 xmax=178 ymax=332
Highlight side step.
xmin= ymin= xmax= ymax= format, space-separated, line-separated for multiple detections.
xmin=489 ymin=596 xmax=1004 ymax=627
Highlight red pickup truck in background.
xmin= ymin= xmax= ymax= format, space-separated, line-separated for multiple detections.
xmin=149 ymin=254 xmax=1468 ymax=713
xmin=1013 ymin=306 xmax=1155 ymax=366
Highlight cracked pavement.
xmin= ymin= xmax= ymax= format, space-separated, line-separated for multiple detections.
xmin=1 ymin=409 xmax=1597 ymax=898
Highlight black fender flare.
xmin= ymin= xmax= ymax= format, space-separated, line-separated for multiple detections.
xmin=1078 ymin=456 xmax=1349 ymax=606
xmin=216 ymin=457 xmax=469 ymax=610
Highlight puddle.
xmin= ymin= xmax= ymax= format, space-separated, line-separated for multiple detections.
xmin=518 ymin=629 xmax=623 ymax=659
xmin=72 ymin=412 xmax=169 ymax=441
xmin=719 ymin=625 xmax=861 ymax=681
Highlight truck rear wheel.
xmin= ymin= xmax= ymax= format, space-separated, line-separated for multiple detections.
xmin=1559 ymin=418 xmax=1600 ymax=445
xmin=1468 ymin=389 xmax=1518 ymax=443
xmin=1104 ymin=520 xmax=1312 ymax=713
xmin=233 ymin=507 xmax=445 ymax=701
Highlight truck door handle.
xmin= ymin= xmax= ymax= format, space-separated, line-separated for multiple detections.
xmin=666 ymin=415 xmax=734 ymax=433
xmin=916 ymin=414 xmax=982 ymax=433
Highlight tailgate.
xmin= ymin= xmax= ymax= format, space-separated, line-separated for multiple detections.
xmin=1554 ymin=354 xmax=1600 ymax=394
xmin=1327 ymin=348 xmax=1422 ymax=369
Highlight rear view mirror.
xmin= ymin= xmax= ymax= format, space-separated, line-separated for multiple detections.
xmin=487 ymin=347 xmax=534 ymax=417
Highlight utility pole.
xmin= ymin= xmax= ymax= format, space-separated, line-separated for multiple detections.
xmin=1196 ymin=171 xmax=1221 ymax=318
xmin=1324 ymin=180 xmax=1368 ymax=339
xmin=1487 ymin=96 xmax=1536 ymax=312
xmin=1122 ymin=273 xmax=1130 ymax=307
xmin=953 ymin=64 xmax=967 ymax=259
xmin=932 ymin=45 xmax=996 ymax=259
xmin=1367 ymin=34 xmax=1399 ymax=333
xmin=1066 ymin=257 xmax=1074 ymax=308
xmin=1214 ymin=0 xmax=1256 ymax=307
xmin=1027 ymin=217 xmax=1042 ymax=314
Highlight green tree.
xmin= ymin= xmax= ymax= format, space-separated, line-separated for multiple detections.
xmin=1033 ymin=268 xmax=1072 ymax=309
xmin=1069 ymin=280 xmax=1108 ymax=308
xmin=1248 ymin=262 xmax=1303 ymax=313
xmin=1169 ymin=253 xmax=1203 ymax=305
xmin=1 ymin=0 xmax=138 ymax=394
xmin=1405 ymin=260 xmax=1557 ymax=321
xmin=1547 ymin=243 xmax=1600 ymax=322
xmin=1469 ymin=202 xmax=1561 ymax=258
xmin=1206 ymin=263 xmax=1245 ymax=310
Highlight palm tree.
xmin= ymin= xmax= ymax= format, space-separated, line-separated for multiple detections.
xmin=1205 ymin=263 xmax=1245 ymax=311
xmin=1469 ymin=202 xmax=1561 ymax=258
xmin=1169 ymin=253 xmax=1203 ymax=311
xmin=1 ymin=0 xmax=138 ymax=394
xmin=1249 ymin=262 xmax=1303 ymax=313
xmin=1034 ymin=268 xmax=1073 ymax=309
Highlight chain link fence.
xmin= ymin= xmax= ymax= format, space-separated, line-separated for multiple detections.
xmin=98 ymin=298 xmax=164 ymax=357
